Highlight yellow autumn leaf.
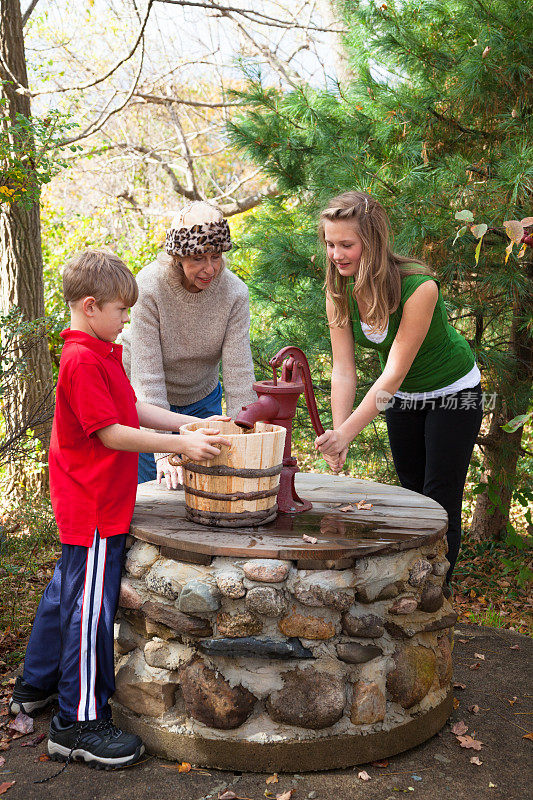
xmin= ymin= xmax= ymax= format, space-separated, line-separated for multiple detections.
xmin=178 ymin=762 xmax=192 ymax=772
xmin=474 ymin=238 xmax=483 ymax=264
xmin=504 ymin=219 xmax=524 ymax=243
xmin=504 ymin=241 xmax=514 ymax=263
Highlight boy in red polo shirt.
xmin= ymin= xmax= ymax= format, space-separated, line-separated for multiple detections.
xmin=9 ymin=250 xmax=231 ymax=769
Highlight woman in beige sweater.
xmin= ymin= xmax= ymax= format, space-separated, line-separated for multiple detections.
xmin=123 ymin=202 xmax=256 ymax=487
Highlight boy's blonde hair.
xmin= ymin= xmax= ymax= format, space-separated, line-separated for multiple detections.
xmin=319 ymin=191 xmax=431 ymax=332
xmin=63 ymin=250 xmax=138 ymax=308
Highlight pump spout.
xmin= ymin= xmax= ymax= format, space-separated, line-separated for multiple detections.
xmin=235 ymin=394 xmax=280 ymax=430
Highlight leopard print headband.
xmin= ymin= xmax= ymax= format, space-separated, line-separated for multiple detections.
xmin=165 ymin=219 xmax=232 ymax=256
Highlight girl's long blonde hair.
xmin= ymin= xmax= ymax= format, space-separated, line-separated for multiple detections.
xmin=319 ymin=191 xmax=432 ymax=332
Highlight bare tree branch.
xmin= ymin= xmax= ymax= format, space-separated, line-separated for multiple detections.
xmin=134 ymin=91 xmax=241 ymax=108
xmin=114 ymin=142 xmax=197 ymax=199
xmin=61 ymin=42 xmax=146 ymax=145
xmin=31 ymin=0 xmax=154 ymax=96
xmin=22 ymin=0 xmax=40 ymax=26
xmin=219 ymin=186 xmax=278 ymax=216
xmin=154 ymin=0 xmax=345 ymax=33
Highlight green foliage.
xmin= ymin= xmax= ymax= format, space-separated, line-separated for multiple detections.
xmin=0 ymin=88 xmax=80 ymax=208
xmin=227 ymin=0 xmax=532 ymax=497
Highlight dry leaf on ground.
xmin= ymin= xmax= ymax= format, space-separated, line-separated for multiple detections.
xmin=20 ymin=733 xmax=46 ymax=748
xmin=178 ymin=762 xmax=192 ymax=773
xmin=276 ymin=791 xmax=295 ymax=800
xmin=371 ymin=760 xmax=389 ymax=768
xmin=302 ymin=534 xmax=318 ymax=544
xmin=451 ymin=720 xmax=468 ymax=736
xmin=7 ymin=713 xmax=33 ymax=736
xmin=522 ymin=732 xmax=533 ymax=740
xmin=473 ymin=653 xmax=485 ymax=660
xmin=508 ymin=697 xmax=517 ymax=705
xmin=358 ymin=770 xmax=371 ymax=781
xmin=510 ymin=644 xmax=520 ymax=650
xmin=453 ymin=683 xmax=466 ymax=690
xmin=266 ymin=774 xmax=279 ymax=784
xmin=356 ymin=500 xmax=373 ymax=510
xmin=469 ymin=705 xmax=480 ymax=714
xmin=457 ymin=735 xmax=483 ymax=750
xmin=469 ymin=663 xmax=480 ymax=670
xmin=0 ymin=784 xmax=14 ymax=796
xmin=0 ymin=757 xmax=4 ymax=768
xmin=470 ymin=756 xmax=483 ymax=765
xmin=35 ymin=754 xmax=50 ymax=762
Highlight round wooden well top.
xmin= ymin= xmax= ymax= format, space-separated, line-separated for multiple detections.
xmin=131 ymin=474 xmax=447 ymax=566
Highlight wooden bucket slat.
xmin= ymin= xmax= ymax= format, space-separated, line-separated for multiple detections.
xmin=178 ymin=420 xmax=286 ymax=526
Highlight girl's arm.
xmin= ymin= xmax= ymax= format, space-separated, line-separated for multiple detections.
xmin=325 ymin=296 xmax=357 ymax=471
xmin=316 ymin=281 xmax=438 ymax=460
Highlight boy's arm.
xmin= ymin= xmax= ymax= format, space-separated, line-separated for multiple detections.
xmin=95 ymin=423 xmax=231 ymax=462
xmin=136 ymin=401 xmax=197 ymax=432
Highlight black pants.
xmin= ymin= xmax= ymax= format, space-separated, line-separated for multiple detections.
xmin=385 ymin=384 xmax=483 ymax=582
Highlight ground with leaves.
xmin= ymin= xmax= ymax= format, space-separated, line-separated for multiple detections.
xmin=0 ymin=625 xmax=530 ymax=800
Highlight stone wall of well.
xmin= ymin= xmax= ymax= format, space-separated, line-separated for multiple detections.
xmin=114 ymin=536 xmax=456 ymax=742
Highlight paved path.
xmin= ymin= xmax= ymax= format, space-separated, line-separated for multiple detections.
xmin=1 ymin=624 xmax=531 ymax=800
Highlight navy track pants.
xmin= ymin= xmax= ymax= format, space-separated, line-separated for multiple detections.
xmin=23 ymin=529 xmax=125 ymax=722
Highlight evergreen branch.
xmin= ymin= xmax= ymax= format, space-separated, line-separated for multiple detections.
xmin=428 ymin=108 xmax=491 ymax=137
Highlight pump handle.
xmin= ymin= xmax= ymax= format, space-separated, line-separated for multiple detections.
xmin=269 ymin=347 xmax=325 ymax=437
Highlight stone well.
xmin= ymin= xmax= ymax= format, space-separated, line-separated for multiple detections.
xmin=112 ymin=474 xmax=456 ymax=772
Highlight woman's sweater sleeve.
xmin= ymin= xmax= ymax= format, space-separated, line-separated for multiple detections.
xmin=221 ymin=287 xmax=257 ymax=419
xmin=129 ymin=283 xmax=170 ymax=412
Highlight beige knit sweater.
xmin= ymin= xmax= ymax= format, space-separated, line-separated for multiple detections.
xmin=121 ymin=260 xmax=257 ymax=419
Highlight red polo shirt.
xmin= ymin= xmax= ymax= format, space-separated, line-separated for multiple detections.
xmin=49 ymin=329 xmax=140 ymax=546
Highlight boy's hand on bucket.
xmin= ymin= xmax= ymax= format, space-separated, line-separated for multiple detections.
xmin=179 ymin=428 xmax=232 ymax=462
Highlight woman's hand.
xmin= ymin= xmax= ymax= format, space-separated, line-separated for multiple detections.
xmin=156 ymin=456 xmax=183 ymax=490
xmin=204 ymin=414 xmax=231 ymax=423
xmin=179 ymin=428 xmax=231 ymax=462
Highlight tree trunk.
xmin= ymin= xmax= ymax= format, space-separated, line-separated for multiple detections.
xmin=471 ymin=261 xmax=533 ymax=540
xmin=0 ymin=0 xmax=53 ymax=494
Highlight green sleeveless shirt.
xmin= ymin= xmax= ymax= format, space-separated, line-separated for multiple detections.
xmin=349 ymin=273 xmax=475 ymax=393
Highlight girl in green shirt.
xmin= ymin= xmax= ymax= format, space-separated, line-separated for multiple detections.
xmin=315 ymin=191 xmax=483 ymax=583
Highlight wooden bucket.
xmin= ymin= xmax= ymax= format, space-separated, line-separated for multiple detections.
xmin=173 ymin=420 xmax=286 ymax=527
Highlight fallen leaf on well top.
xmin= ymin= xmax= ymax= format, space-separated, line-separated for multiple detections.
xmin=451 ymin=720 xmax=468 ymax=736
xmin=358 ymin=770 xmax=371 ymax=781
xmin=302 ymin=534 xmax=318 ymax=544
xmin=266 ymin=774 xmax=279 ymax=784
xmin=470 ymin=757 xmax=483 ymax=765
xmin=457 ymin=735 xmax=482 ymax=750
xmin=0 ymin=784 xmax=15 ymax=796
xmin=356 ymin=501 xmax=373 ymax=510
xmin=338 ymin=505 xmax=354 ymax=512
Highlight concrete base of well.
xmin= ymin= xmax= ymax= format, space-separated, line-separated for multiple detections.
xmin=112 ymin=689 xmax=453 ymax=773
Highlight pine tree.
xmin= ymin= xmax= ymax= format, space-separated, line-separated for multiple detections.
xmin=228 ymin=0 xmax=533 ymax=539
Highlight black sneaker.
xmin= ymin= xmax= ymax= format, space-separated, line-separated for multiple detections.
xmin=8 ymin=676 xmax=58 ymax=716
xmin=47 ymin=714 xmax=144 ymax=769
